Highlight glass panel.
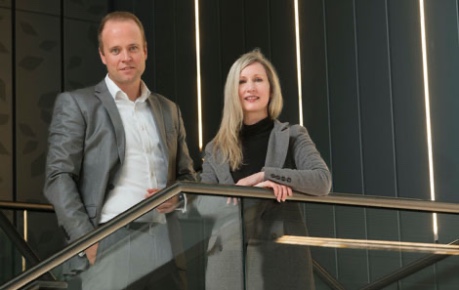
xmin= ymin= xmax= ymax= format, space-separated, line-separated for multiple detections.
xmin=188 ymin=193 xmax=459 ymax=290
xmin=0 ymin=210 xmax=26 ymax=285
xmin=0 ymin=222 xmax=22 ymax=284
xmin=3 ymin=193 xmax=236 ymax=290
xmin=2 ymin=189 xmax=459 ymax=290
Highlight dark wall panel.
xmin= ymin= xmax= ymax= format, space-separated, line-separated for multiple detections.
xmin=354 ymin=1 xmax=401 ymax=283
xmin=325 ymin=0 xmax=367 ymax=287
xmin=399 ymin=213 xmax=436 ymax=288
xmin=356 ymin=0 xmax=396 ymax=197
xmin=64 ymin=0 xmax=106 ymax=22
xmin=200 ymin=0 xmax=245 ymax=150
xmin=0 ymin=0 xmax=11 ymax=8
xmin=325 ymin=0 xmax=363 ymax=194
xmin=388 ymin=0 xmax=429 ymax=200
xmin=173 ymin=1 xmax=199 ymax=167
xmin=200 ymin=0 xmax=223 ymax=149
xmin=425 ymin=0 xmax=459 ymax=203
xmin=424 ymin=0 xmax=459 ymax=286
xmin=335 ymin=206 xmax=368 ymax=288
xmin=15 ymin=11 xmax=61 ymax=203
xmin=63 ymin=18 xmax=105 ymax=91
xmin=305 ymin=203 xmax=338 ymax=280
xmin=219 ymin=0 xmax=245 ymax=74
xmin=300 ymin=0 xmax=336 ymax=281
xmin=270 ymin=0 xmax=299 ymax=125
xmin=244 ymin=0 xmax=270 ymax=55
xmin=366 ymin=208 xmax=401 ymax=287
xmin=300 ymin=0 xmax=330 ymax=166
xmin=0 ymin=8 xmax=12 ymax=199
xmin=150 ymin=0 xmax=199 ymax=165
xmin=16 ymin=0 xmax=59 ymax=15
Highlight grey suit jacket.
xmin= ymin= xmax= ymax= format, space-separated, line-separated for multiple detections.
xmin=44 ymin=80 xmax=196 ymax=243
xmin=195 ymin=120 xmax=330 ymax=290
xmin=197 ymin=119 xmax=331 ymax=217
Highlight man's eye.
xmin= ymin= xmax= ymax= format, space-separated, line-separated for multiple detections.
xmin=111 ymin=48 xmax=120 ymax=54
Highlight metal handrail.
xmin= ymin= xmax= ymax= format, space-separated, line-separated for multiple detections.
xmin=2 ymin=182 xmax=459 ymax=289
xmin=2 ymin=182 xmax=459 ymax=215
xmin=0 ymin=201 xmax=54 ymax=212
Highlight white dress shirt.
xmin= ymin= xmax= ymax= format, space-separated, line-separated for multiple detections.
xmin=100 ymin=75 xmax=167 ymax=224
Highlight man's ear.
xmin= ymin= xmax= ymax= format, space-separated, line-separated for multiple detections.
xmin=99 ymin=48 xmax=107 ymax=65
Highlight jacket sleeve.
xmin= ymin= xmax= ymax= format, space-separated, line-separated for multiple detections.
xmin=199 ymin=142 xmax=219 ymax=184
xmin=262 ymin=125 xmax=332 ymax=196
xmin=174 ymin=104 xmax=198 ymax=183
xmin=192 ymin=142 xmax=232 ymax=217
xmin=43 ymin=92 xmax=95 ymax=242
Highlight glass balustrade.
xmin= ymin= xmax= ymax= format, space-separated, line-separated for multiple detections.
xmin=1 ymin=183 xmax=459 ymax=290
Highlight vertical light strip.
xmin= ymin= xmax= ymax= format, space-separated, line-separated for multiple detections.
xmin=294 ymin=0 xmax=303 ymax=126
xmin=419 ymin=0 xmax=438 ymax=241
xmin=22 ymin=210 xmax=28 ymax=271
xmin=195 ymin=0 xmax=203 ymax=150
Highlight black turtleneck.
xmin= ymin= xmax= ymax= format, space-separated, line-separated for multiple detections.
xmin=231 ymin=117 xmax=274 ymax=183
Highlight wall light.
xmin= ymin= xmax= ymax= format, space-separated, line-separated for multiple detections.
xmin=195 ymin=0 xmax=203 ymax=151
xmin=419 ymin=0 xmax=438 ymax=241
xmin=294 ymin=0 xmax=303 ymax=126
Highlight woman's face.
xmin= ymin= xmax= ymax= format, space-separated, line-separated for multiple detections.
xmin=238 ymin=62 xmax=271 ymax=125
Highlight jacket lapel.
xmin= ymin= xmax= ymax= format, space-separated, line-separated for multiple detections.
xmin=215 ymin=159 xmax=235 ymax=185
xmin=94 ymin=81 xmax=125 ymax=164
xmin=147 ymin=94 xmax=169 ymax=157
xmin=265 ymin=121 xmax=290 ymax=168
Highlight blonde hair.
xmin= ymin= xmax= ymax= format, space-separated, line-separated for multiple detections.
xmin=212 ymin=49 xmax=283 ymax=170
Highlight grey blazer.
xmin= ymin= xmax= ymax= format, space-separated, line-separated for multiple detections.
xmin=44 ymin=80 xmax=196 ymax=243
xmin=197 ymin=120 xmax=331 ymax=214
xmin=195 ymin=120 xmax=331 ymax=290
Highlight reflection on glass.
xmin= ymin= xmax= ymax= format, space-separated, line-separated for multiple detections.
xmin=2 ymin=191 xmax=459 ymax=290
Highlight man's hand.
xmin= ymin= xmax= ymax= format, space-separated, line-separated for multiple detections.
xmin=145 ymin=188 xmax=179 ymax=213
xmin=84 ymin=242 xmax=99 ymax=265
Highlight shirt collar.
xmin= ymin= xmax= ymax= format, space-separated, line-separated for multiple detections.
xmin=104 ymin=74 xmax=151 ymax=102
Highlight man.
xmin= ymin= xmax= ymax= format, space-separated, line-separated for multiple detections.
xmin=44 ymin=11 xmax=196 ymax=290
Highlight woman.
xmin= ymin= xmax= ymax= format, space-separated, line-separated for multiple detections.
xmin=195 ymin=49 xmax=331 ymax=290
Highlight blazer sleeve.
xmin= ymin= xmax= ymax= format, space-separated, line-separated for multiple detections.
xmin=199 ymin=142 xmax=219 ymax=184
xmin=174 ymin=104 xmax=198 ymax=183
xmin=192 ymin=142 xmax=233 ymax=217
xmin=43 ymin=92 xmax=94 ymax=241
xmin=262 ymin=125 xmax=332 ymax=196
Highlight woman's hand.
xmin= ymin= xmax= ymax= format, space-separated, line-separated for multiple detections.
xmin=235 ymin=172 xmax=265 ymax=186
xmin=254 ymin=180 xmax=292 ymax=202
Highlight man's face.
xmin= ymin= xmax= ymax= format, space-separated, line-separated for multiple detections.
xmin=99 ymin=19 xmax=147 ymax=90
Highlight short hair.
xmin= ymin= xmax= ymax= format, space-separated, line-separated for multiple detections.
xmin=212 ymin=49 xmax=284 ymax=170
xmin=98 ymin=11 xmax=147 ymax=53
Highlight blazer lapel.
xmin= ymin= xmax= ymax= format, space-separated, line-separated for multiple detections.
xmin=214 ymin=159 xmax=235 ymax=185
xmin=94 ymin=81 xmax=125 ymax=164
xmin=265 ymin=121 xmax=290 ymax=168
xmin=147 ymin=94 xmax=169 ymax=160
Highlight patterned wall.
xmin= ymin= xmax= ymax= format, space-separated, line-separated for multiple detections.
xmin=0 ymin=7 xmax=12 ymax=201
xmin=0 ymin=1 xmax=107 ymax=283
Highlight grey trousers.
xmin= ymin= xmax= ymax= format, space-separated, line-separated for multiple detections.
xmin=81 ymin=222 xmax=182 ymax=290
